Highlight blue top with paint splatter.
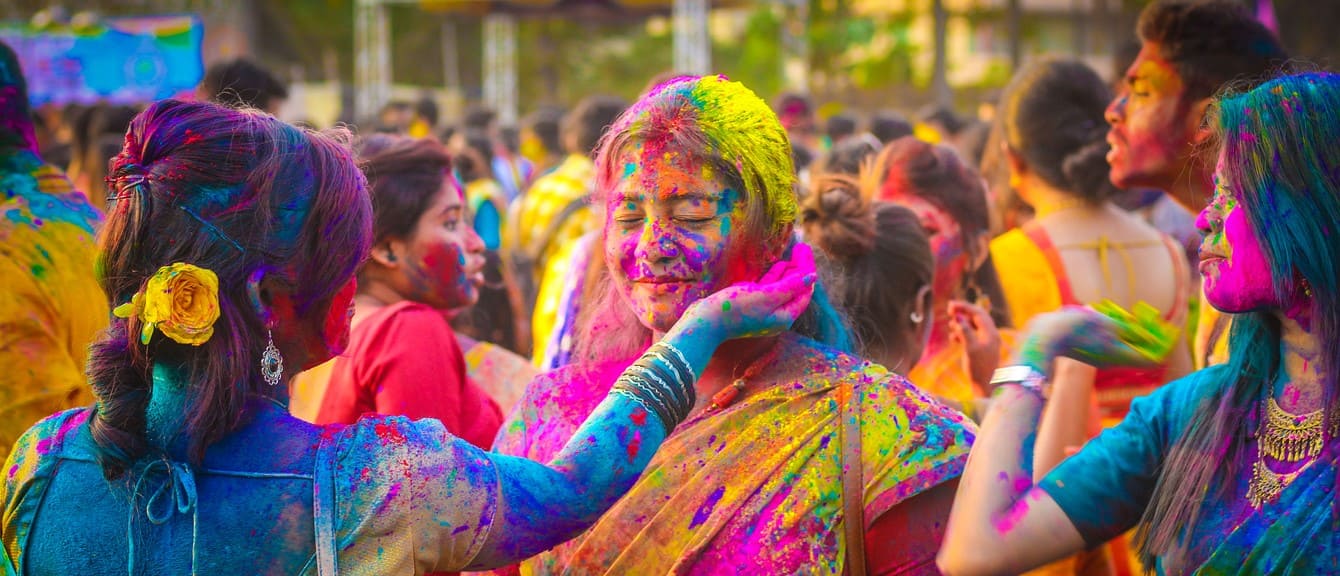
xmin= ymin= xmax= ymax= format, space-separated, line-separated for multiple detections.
xmin=1037 ymin=364 xmax=1334 ymax=573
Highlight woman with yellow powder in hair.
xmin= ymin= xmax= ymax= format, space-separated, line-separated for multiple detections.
xmin=494 ymin=75 xmax=974 ymax=574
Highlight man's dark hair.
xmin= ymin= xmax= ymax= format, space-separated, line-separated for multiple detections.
xmin=564 ymin=95 xmax=626 ymax=156
xmin=415 ymin=96 xmax=439 ymax=128
xmin=199 ymin=58 xmax=288 ymax=111
xmin=772 ymin=91 xmax=814 ymax=131
xmin=463 ymin=106 xmax=497 ymax=131
xmin=525 ymin=106 xmax=564 ymax=155
xmin=825 ymin=112 xmax=858 ymax=142
xmin=1137 ymin=0 xmax=1289 ymax=101
xmin=916 ymin=105 xmax=964 ymax=136
xmin=870 ymin=111 xmax=913 ymax=144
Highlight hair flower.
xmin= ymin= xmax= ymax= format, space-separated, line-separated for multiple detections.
xmin=112 ymin=263 xmax=221 ymax=346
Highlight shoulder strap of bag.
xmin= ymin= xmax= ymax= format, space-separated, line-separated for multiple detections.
xmin=841 ymin=379 xmax=867 ymax=576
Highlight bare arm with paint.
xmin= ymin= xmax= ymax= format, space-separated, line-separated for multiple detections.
xmin=377 ymin=246 xmax=817 ymax=572
xmin=938 ymin=307 xmax=1157 ymax=576
xmin=1033 ymin=358 xmax=1098 ymax=480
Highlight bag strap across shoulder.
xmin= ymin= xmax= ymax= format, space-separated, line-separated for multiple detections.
xmin=840 ymin=379 xmax=867 ymax=576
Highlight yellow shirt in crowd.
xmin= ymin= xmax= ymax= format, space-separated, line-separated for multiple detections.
xmin=0 ymin=153 xmax=106 ymax=459
xmin=506 ymin=154 xmax=600 ymax=364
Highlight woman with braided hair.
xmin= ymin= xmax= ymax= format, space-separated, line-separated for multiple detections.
xmin=0 ymin=98 xmax=816 ymax=574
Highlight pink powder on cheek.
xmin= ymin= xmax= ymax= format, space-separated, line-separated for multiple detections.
xmin=1204 ymin=205 xmax=1276 ymax=312
xmin=321 ymin=278 xmax=358 ymax=353
xmin=412 ymin=240 xmax=475 ymax=310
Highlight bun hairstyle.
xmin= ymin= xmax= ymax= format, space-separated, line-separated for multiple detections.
xmin=1001 ymin=58 xmax=1120 ymax=204
xmin=802 ymin=174 xmax=933 ymax=361
xmin=89 ymin=99 xmax=372 ymax=478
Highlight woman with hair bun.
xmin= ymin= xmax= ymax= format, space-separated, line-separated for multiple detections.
xmin=989 ymin=58 xmax=1191 ymax=428
xmin=986 ymin=58 xmax=1192 ymax=576
xmin=801 ymin=174 xmax=935 ymax=376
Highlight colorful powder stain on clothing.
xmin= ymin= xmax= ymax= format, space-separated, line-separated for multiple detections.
xmin=689 ymin=485 xmax=727 ymax=529
xmin=494 ymin=333 xmax=975 ymax=574
xmin=5 ymin=355 xmax=677 ymax=573
xmin=0 ymin=150 xmax=106 ymax=461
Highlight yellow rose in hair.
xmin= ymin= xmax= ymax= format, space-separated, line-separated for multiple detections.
xmin=135 ymin=263 xmax=221 ymax=346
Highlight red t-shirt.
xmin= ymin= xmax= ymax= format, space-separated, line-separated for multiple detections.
xmin=314 ymin=301 xmax=504 ymax=449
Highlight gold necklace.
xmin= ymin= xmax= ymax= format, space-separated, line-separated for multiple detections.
xmin=1260 ymin=396 xmax=1324 ymax=462
xmin=1247 ymin=395 xmax=1333 ymax=508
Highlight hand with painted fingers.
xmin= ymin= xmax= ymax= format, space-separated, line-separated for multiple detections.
xmin=678 ymin=241 xmax=819 ymax=344
xmin=948 ymin=300 xmax=1002 ymax=392
xmin=1009 ymin=304 xmax=1175 ymax=380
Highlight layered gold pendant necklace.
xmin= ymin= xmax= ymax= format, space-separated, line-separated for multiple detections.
xmin=1248 ymin=394 xmax=1334 ymax=508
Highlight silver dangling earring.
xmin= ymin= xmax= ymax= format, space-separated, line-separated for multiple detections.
xmin=261 ymin=329 xmax=284 ymax=386
xmin=909 ymin=311 xmax=924 ymax=324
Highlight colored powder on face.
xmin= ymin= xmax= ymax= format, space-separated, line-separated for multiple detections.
xmin=722 ymin=301 xmax=731 ymax=312
xmin=609 ymin=75 xmax=797 ymax=234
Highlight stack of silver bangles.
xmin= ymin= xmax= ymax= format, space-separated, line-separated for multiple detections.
xmin=612 ymin=342 xmax=697 ymax=435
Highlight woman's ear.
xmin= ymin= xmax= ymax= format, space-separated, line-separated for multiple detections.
xmin=1003 ymin=142 xmax=1027 ymax=190
xmin=368 ymin=238 xmax=406 ymax=269
xmin=247 ymin=267 xmax=274 ymax=325
xmin=969 ymin=232 xmax=991 ymax=271
xmin=1187 ymin=96 xmax=1215 ymax=146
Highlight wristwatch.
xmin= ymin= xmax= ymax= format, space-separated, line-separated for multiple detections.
xmin=989 ymin=365 xmax=1047 ymax=398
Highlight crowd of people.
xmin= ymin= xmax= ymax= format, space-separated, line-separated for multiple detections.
xmin=2 ymin=0 xmax=1337 ymax=573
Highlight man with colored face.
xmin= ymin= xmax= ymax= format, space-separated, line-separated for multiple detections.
xmin=1105 ymin=0 xmax=1286 ymax=368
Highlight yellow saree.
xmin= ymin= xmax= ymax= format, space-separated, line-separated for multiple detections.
xmin=493 ymin=334 xmax=974 ymax=574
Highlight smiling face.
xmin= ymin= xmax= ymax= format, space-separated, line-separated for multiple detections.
xmin=1195 ymin=155 xmax=1277 ymax=314
xmin=1106 ymin=42 xmax=1198 ymax=198
xmin=605 ymin=145 xmax=764 ymax=333
xmin=399 ymin=175 xmax=487 ymax=310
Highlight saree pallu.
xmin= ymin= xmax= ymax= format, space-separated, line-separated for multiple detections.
xmin=1195 ymin=447 xmax=1340 ymax=575
xmin=493 ymin=335 xmax=975 ymax=575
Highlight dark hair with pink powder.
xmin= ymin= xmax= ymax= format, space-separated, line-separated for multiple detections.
xmin=865 ymin=136 xmax=1012 ymax=328
xmin=88 ymin=99 xmax=372 ymax=477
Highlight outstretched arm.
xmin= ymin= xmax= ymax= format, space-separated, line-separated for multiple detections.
xmin=937 ymin=384 xmax=1086 ymax=576
xmin=939 ymin=306 xmax=1169 ymax=576
xmin=460 ymin=245 xmax=818 ymax=570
